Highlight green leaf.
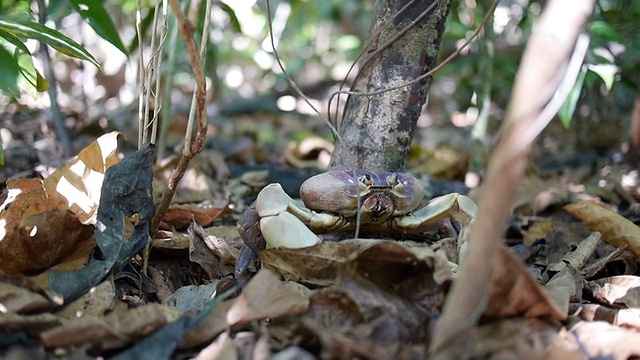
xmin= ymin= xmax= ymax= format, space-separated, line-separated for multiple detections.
xmin=0 ymin=43 xmax=21 ymax=97
xmin=587 ymin=63 xmax=618 ymax=90
xmin=14 ymin=47 xmax=39 ymax=98
xmin=0 ymin=28 xmax=49 ymax=97
xmin=0 ymin=27 xmax=31 ymax=54
xmin=558 ymin=66 xmax=587 ymax=129
xmin=66 ymin=0 xmax=128 ymax=55
xmin=589 ymin=20 xmax=623 ymax=43
xmin=0 ymin=15 xmax=103 ymax=72
xmin=218 ymin=2 xmax=242 ymax=33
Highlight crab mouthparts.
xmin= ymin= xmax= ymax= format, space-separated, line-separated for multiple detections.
xmin=360 ymin=193 xmax=395 ymax=222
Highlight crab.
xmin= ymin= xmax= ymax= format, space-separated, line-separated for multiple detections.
xmin=234 ymin=170 xmax=477 ymax=276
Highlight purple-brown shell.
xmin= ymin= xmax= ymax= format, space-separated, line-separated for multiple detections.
xmin=299 ymin=170 xmax=424 ymax=216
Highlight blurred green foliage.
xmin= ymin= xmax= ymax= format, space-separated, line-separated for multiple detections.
xmin=1 ymin=0 xmax=639 ymax=154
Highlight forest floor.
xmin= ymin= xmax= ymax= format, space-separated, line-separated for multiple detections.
xmin=1 ymin=100 xmax=640 ymax=359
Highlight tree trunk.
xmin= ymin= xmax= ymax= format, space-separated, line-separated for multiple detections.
xmin=329 ymin=0 xmax=452 ymax=171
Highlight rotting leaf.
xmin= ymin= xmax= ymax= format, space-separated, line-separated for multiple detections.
xmin=564 ymin=201 xmax=640 ymax=257
xmin=45 ymin=144 xmax=155 ymax=302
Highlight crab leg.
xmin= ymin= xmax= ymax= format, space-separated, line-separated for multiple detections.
xmin=392 ymin=193 xmax=477 ymax=232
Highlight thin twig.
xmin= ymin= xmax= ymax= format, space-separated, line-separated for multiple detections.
xmin=136 ymin=0 xmax=145 ymax=149
xmin=150 ymin=0 xmax=169 ymax=144
xmin=150 ymin=0 xmax=212 ymax=235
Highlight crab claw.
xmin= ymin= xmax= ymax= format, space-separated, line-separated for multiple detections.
xmin=392 ymin=193 xmax=477 ymax=232
xmin=256 ymin=183 xmax=320 ymax=249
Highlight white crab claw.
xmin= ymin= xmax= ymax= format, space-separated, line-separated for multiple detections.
xmin=261 ymin=212 xmax=320 ymax=249
xmin=256 ymin=183 xmax=293 ymax=217
xmin=256 ymin=183 xmax=320 ymax=248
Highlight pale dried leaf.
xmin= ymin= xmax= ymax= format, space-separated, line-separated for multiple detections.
xmin=564 ymin=201 xmax=640 ymax=257
xmin=589 ymin=275 xmax=640 ymax=308
xmin=226 ymin=269 xmax=309 ymax=326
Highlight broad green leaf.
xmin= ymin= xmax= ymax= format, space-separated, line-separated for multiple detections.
xmin=589 ymin=20 xmax=623 ymax=43
xmin=218 ymin=2 xmax=242 ymax=33
xmin=14 ymin=47 xmax=39 ymax=98
xmin=558 ymin=66 xmax=586 ymax=129
xmin=587 ymin=63 xmax=618 ymax=91
xmin=15 ymin=47 xmax=49 ymax=97
xmin=66 ymin=0 xmax=128 ymax=55
xmin=0 ymin=44 xmax=20 ymax=96
xmin=0 ymin=28 xmax=49 ymax=97
xmin=0 ymin=27 xmax=31 ymax=54
xmin=0 ymin=15 xmax=103 ymax=72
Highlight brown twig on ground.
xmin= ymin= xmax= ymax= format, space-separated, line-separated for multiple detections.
xmin=149 ymin=0 xmax=212 ymax=236
xmin=428 ymin=0 xmax=595 ymax=357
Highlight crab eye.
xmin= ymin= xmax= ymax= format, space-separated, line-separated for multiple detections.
xmin=359 ymin=173 xmax=373 ymax=187
xmin=386 ymin=173 xmax=398 ymax=186
xmin=392 ymin=180 xmax=406 ymax=195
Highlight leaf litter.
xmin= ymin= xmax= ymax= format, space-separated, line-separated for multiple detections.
xmin=1 ymin=130 xmax=640 ymax=359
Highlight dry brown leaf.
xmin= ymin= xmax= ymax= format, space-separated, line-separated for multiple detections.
xmin=0 ymin=282 xmax=56 ymax=313
xmin=0 ymin=312 xmax=61 ymax=337
xmin=522 ymin=220 xmax=554 ymax=246
xmin=260 ymin=241 xmax=364 ymax=286
xmin=0 ymin=271 xmax=62 ymax=313
xmin=588 ymin=275 xmax=640 ymax=308
xmin=54 ymin=281 xmax=116 ymax=320
xmin=564 ymin=201 xmax=640 ymax=257
xmin=188 ymin=222 xmax=235 ymax=279
xmin=41 ymin=303 xmax=180 ymax=351
xmin=570 ymin=321 xmax=640 ymax=358
xmin=483 ymin=246 xmax=567 ymax=321
xmin=226 ymin=269 xmax=309 ymax=326
xmin=162 ymin=202 xmax=228 ymax=230
xmin=572 ymin=304 xmax=640 ymax=328
xmin=43 ymin=131 xmax=121 ymax=225
xmin=193 ymin=332 xmax=238 ymax=360
xmin=0 ymin=207 xmax=94 ymax=274
xmin=181 ymin=300 xmax=234 ymax=349
xmin=0 ymin=133 xmax=121 ymax=275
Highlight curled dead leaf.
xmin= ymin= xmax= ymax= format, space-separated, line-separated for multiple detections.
xmin=564 ymin=201 xmax=640 ymax=257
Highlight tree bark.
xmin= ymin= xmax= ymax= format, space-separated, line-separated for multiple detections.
xmin=329 ymin=0 xmax=452 ymax=171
